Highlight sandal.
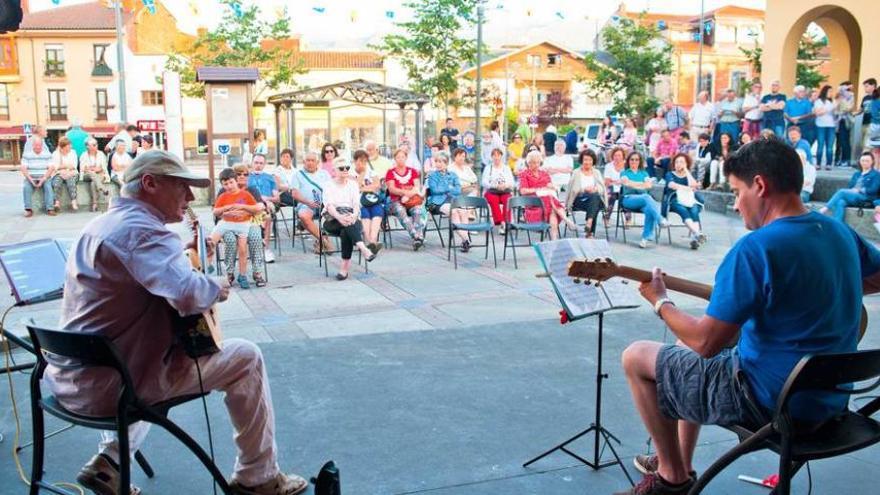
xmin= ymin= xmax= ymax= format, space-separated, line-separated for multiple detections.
xmin=91 ymin=203 xmax=98 ymax=212
xmin=254 ymin=273 xmax=267 ymax=287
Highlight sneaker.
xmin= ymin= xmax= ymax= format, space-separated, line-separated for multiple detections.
xmin=660 ymin=218 xmax=670 ymax=227
xmin=264 ymin=249 xmax=275 ymax=263
xmin=633 ymin=454 xmax=698 ymax=479
xmin=229 ymin=472 xmax=308 ymax=495
xmin=638 ymin=239 xmax=649 ymax=249
xmin=498 ymin=224 xmax=506 ymax=236
xmin=47 ymin=209 xmax=57 ymax=216
xmin=76 ymin=454 xmax=142 ymax=495
xmin=613 ymin=472 xmax=694 ymax=495
xmin=237 ymin=274 xmax=250 ymax=289
xmin=412 ymin=238 xmax=424 ymax=251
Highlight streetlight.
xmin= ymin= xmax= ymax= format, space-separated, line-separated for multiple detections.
xmin=113 ymin=1 xmax=127 ymax=123
xmin=475 ymin=1 xmax=484 ymax=164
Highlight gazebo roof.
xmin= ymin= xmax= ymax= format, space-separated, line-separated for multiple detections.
xmin=267 ymin=79 xmax=429 ymax=107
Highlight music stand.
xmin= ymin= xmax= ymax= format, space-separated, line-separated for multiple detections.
xmin=0 ymin=238 xmax=69 ymax=371
xmin=523 ymin=239 xmax=637 ymax=485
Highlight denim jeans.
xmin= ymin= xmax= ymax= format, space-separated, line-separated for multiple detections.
xmin=718 ymin=121 xmax=740 ymax=143
xmin=23 ymin=175 xmax=54 ymax=211
xmin=668 ymin=201 xmax=701 ymax=223
xmin=764 ymin=123 xmax=785 ymax=139
xmin=826 ymin=189 xmax=867 ymax=222
xmin=621 ymin=194 xmax=661 ymax=241
xmin=646 ymin=157 xmax=670 ymax=179
xmin=835 ymin=121 xmax=851 ymax=165
xmin=815 ymin=126 xmax=835 ymax=167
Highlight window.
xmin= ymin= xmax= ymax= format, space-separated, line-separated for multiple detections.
xmin=48 ymin=89 xmax=67 ymax=120
xmin=45 ymin=44 xmax=64 ymax=76
xmin=547 ymin=53 xmax=562 ymax=67
xmin=526 ymin=54 xmax=541 ymax=68
xmin=697 ymin=70 xmax=715 ymax=99
xmin=95 ymin=89 xmax=108 ymax=120
xmin=0 ymin=84 xmax=9 ymax=119
xmin=92 ymin=44 xmax=112 ymax=76
xmin=141 ymin=90 xmax=164 ymax=106
xmin=730 ymin=70 xmax=749 ymax=94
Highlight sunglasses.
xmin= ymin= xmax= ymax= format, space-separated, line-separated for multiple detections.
xmin=323 ymin=149 xmax=336 ymax=154
xmin=336 ymin=166 xmax=351 ymax=171
xmin=236 ymin=172 xmax=249 ymax=176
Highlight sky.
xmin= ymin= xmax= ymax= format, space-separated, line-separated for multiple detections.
xmin=30 ymin=0 xmax=767 ymax=51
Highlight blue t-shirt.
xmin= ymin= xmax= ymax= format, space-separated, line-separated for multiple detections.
xmin=707 ymin=212 xmax=880 ymax=421
xmin=292 ymin=169 xmax=331 ymax=204
xmin=870 ymin=98 xmax=880 ymax=125
xmin=760 ymin=93 xmax=786 ymax=126
xmin=788 ymin=138 xmax=814 ymax=164
xmin=621 ymin=168 xmax=650 ymax=196
xmin=247 ymin=172 xmax=277 ymax=199
xmin=784 ymin=97 xmax=813 ymax=122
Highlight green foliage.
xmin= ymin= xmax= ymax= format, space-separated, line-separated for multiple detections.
xmin=163 ymin=0 xmax=304 ymax=98
xmin=504 ymin=107 xmax=519 ymax=140
xmin=538 ymin=91 xmax=572 ymax=127
xmin=796 ymin=34 xmax=828 ymax=89
xmin=583 ymin=13 xmax=672 ymax=120
xmin=740 ymin=43 xmax=762 ymax=76
xmin=371 ymin=0 xmax=478 ymax=106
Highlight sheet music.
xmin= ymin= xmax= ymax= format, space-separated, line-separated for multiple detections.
xmin=534 ymin=239 xmax=640 ymax=321
xmin=0 ymin=239 xmax=68 ymax=305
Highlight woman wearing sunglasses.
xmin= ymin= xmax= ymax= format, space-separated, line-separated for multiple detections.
xmin=323 ymin=157 xmax=380 ymax=280
xmin=320 ymin=143 xmax=338 ymax=175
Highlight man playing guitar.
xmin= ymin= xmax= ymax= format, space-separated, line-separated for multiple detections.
xmin=617 ymin=138 xmax=880 ymax=494
xmin=46 ymin=150 xmax=307 ymax=495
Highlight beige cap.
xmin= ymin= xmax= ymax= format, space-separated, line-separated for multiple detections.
xmin=123 ymin=150 xmax=210 ymax=188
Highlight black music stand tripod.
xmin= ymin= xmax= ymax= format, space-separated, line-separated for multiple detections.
xmin=523 ymin=310 xmax=634 ymax=486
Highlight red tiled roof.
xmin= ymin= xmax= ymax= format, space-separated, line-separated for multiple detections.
xmin=297 ymin=51 xmax=383 ymax=69
xmin=20 ymin=2 xmax=130 ymax=31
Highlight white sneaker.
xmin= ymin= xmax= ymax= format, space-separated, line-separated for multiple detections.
xmin=264 ymin=249 xmax=275 ymax=263
xmin=660 ymin=218 xmax=670 ymax=227
xmin=638 ymin=239 xmax=649 ymax=249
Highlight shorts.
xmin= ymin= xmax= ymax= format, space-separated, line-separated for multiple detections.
xmin=655 ymin=345 xmax=767 ymax=428
xmin=296 ymin=203 xmax=319 ymax=218
xmin=360 ymin=204 xmax=384 ymax=219
xmin=212 ymin=220 xmax=250 ymax=238
xmin=427 ymin=202 xmax=449 ymax=215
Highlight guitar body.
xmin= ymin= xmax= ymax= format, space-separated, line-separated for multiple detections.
xmin=176 ymin=208 xmax=223 ymax=358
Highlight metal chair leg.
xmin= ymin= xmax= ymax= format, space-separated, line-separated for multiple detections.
xmin=134 ymin=450 xmax=154 ymax=478
xmin=688 ymin=425 xmax=773 ymax=494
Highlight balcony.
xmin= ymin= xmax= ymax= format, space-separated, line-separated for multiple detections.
xmin=44 ymin=61 xmax=65 ymax=78
xmin=91 ymin=62 xmax=112 ymax=77
xmin=48 ymin=109 xmax=67 ymax=121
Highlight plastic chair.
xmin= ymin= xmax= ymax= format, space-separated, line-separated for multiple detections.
xmin=446 ymin=196 xmax=496 ymax=269
xmin=25 ymin=324 xmax=233 ymax=495
xmin=689 ymin=349 xmax=880 ymax=495
xmin=503 ymin=196 xmax=550 ymax=269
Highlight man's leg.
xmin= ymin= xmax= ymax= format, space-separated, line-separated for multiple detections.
xmin=297 ymin=208 xmax=320 ymax=240
xmin=621 ymin=341 xmax=691 ymax=485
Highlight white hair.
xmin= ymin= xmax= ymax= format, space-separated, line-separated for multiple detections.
xmin=555 ymin=140 xmax=566 ymax=151
xmin=86 ymin=137 xmax=98 ymax=146
xmin=526 ymin=150 xmax=543 ymax=165
xmin=121 ymin=179 xmax=143 ymax=198
xmin=304 ymin=151 xmax=319 ymax=161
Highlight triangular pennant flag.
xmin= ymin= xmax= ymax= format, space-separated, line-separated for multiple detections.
xmin=312 ymin=7 xmax=326 ymax=14
xmin=51 ymin=0 xmax=61 ymax=4
xmin=350 ymin=10 xmax=359 ymax=23
xmin=230 ymin=2 xmax=243 ymax=18
xmin=385 ymin=11 xmax=395 ymax=19
xmin=555 ymin=12 xmax=564 ymax=20
xmin=188 ymin=0 xmax=199 ymax=16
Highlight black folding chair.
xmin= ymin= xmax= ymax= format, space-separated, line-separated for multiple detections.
xmin=564 ymin=203 xmax=609 ymax=239
xmin=613 ymin=196 xmax=661 ymax=245
xmin=25 ymin=324 xmax=232 ymax=495
xmin=503 ymin=196 xmax=551 ymax=269
xmin=689 ymin=349 xmax=880 ymax=495
xmin=446 ymin=196 xmax=496 ymax=269
xmin=424 ymin=191 xmax=447 ymax=248
xmin=318 ymin=209 xmax=367 ymax=278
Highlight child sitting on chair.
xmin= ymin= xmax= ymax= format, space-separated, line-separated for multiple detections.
xmin=211 ymin=168 xmax=261 ymax=288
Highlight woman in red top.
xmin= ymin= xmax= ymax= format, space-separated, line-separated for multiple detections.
xmin=518 ymin=150 xmax=577 ymax=240
xmin=385 ymin=148 xmax=426 ymax=250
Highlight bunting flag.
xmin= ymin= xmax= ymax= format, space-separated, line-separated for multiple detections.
xmin=142 ymin=0 xmax=156 ymax=15
xmin=385 ymin=11 xmax=395 ymax=19
xmin=230 ymin=2 xmax=243 ymax=18
xmin=555 ymin=11 xmax=564 ymax=19
xmin=349 ymin=10 xmax=359 ymax=23
xmin=188 ymin=0 xmax=199 ymax=16
xmin=312 ymin=7 xmax=326 ymax=14
xmin=51 ymin=0 xmax=60 ymax=4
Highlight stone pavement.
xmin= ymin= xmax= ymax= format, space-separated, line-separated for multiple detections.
xmin=0 ymin=170 xmax=879 ymax=494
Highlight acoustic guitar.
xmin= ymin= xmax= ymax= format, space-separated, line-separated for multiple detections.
xmin=175 ymin=207 xmax=223 ymax=358
xmin=567 ymin=257 xmax=869 ymax=342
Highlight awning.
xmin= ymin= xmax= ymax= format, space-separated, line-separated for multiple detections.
xmin=0 ymin=126 xmax=24 ymax=139
xmin=83 ymin=125 xmax=117 ymax=138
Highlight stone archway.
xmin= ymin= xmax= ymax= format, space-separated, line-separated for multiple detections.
xmin=762 ymin=1 xmax=878 ymax=100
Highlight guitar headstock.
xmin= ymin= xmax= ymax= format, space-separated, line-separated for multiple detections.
xmin=567 ymin=257 xmax=620 ymax=284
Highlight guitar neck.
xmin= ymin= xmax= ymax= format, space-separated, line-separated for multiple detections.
xmin=615 ymin=265 xmax=713 ymax=301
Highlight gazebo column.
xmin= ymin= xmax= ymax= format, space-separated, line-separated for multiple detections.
xmin=399 ymin=103 xmax=406 ymax=149
xmin=273 ymin=103 xmax=281 ymax=164
xmin=288 ymin=106 xmax=297 ymax=166
xmin=415 ymin=103 xmax=425 ymax=163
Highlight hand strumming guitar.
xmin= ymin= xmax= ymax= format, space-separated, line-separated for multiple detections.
xmin=638 ymin=267 xmax=669 ymax=306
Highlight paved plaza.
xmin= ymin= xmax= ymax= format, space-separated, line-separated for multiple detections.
xmin=1 ymin=171 xmax=879 ymax=494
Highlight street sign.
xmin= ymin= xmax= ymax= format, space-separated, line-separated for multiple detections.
xmin=23 ymin=123 xmax=32 ymax=136
xmin=214 ymin=139 xmax=231 ymax=155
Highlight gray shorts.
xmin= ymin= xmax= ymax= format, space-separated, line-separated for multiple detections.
xmin=656 ymin=345 xmax=767 ymax=428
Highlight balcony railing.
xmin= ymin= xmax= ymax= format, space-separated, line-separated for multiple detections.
xmin=91 ymin=62 xmax=112 ymax=77
xmin=44 ymin=61 xmax=65 ymax=77
xmin=48 ymin=109 xmax=67 ymax=121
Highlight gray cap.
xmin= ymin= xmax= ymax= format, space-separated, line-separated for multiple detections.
xmin=123 ymin=150 xmax=210 ymax=188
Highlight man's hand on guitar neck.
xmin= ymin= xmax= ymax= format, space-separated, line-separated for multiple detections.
xmin=638 ymin=267 xmax=668 ymax=306
xmin=217 ymin=281 xmax=230 ymax=303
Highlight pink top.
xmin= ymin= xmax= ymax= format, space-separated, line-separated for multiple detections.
xmin=519 ymin=169 xmax=553 ymax=192
xmin=655 ymin=138 xmax=678 ymax=158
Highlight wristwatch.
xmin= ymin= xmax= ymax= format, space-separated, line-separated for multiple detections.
xmin=653 ymin=297 xmax=675 ymax=317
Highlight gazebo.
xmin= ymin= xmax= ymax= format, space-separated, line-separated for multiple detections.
xmin=267 ymin=79 xmax=430 ymax=164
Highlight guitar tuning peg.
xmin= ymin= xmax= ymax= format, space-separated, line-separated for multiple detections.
xmin=573 ymin=278 xmax=582 ymax=284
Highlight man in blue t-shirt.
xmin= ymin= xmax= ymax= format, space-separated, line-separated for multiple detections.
xmin=759 ymin=80 xmax=787 ymax=138
xmin=616 ymin=138 xmax=880 ymax=495
xmin=784 ymin=84 xmax=816 ymax=144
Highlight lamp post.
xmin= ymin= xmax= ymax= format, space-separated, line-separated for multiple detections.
xmin=475 ymin=1 xmax=484 ymax=164
xmin=696 ymin=0 xmax=705 ymax=103
xmin=114 ymin=1 xmax=127 ymax=123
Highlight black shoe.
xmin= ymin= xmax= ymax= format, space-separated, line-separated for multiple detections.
xmin=413 ymin=238 xmax=423 ymax=251
xmin=335 ymin=272 xmax=348 ymax=281
xmin=460 ymin=240 xmax=471 ymax=253
xmin=614 ymin=472 xmax=694 ymax=495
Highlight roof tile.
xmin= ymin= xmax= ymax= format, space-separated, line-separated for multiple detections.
xmin=20 ymin=2 xmax=130 ymax=31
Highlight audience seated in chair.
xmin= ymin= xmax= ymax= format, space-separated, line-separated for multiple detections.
xmin=51 ymin=136 xmax=79 ymax=212
xmin=603 ymin=146 xmax=628 ymax=226
xmin=647 ymin=129 xmax=677 ymax=179
xmin=518 ymin=150 xmax=578 ymax=240
xmin=108 ymin=139 xmax=133 ymax=190
xmin=80 ymin=137 xmax=109 ymax=212
xmin=211 ymin=168 xmax=262 ymax=289
xmin=542 ymin=140 xmax=574 ymax=200
xmin=621 ymin=151 xmax=667 ymax=248
xmin=226 ymin=164 xmax=267 ymax=287
xmin=565 ymin=148 xmax=606 ymax=238
xmin=819 ymin=152 xmax=880 ymax=222
xmin=353 ymin=149 xmax=385 ymax=252
xmin=426 ymin=152 xmax=472 ymax=251
xmin=449 ymin=148 xmax=479 ymax=198
xmin=663 ymin=153 xmax=706 ymax=250
xmin=272 ymin=148 xmax=298 ymax=207
xmin=247 ymin=153 xmax=280 ymax=263
xmin=291 ymin=151 xmax=333 ymax=254
xmin=482 ymin=147 xmax=515 ymax=234
xmin=385 ymin=147 xmax=426 ymax=251
xmin=46 ymin=150 xmax=309 ymax=495
xmin=323 ymin=157 xmax=379 ymax=280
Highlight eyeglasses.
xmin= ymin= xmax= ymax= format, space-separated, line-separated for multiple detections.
xmin=323 ymin=149 xmax=336 ymax=154
xmin=236 ymin=172 xmax=249 ymax=176
xmin=336 ymin=166 xmax=351 ymax=171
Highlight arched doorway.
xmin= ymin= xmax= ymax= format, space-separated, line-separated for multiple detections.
xmin=762 ymin=1 xmax=876 ymax=101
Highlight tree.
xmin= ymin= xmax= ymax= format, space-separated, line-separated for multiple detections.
xmin=538 ymin=91 xmax=572 ymax=127
xmin=583 ymin=13 xmax=672 ymax=119
xmin=372 ymin=0 xmax=478 ymax=110
xmin=796 ymin=33 xmax=828 ymax=89
xmin=164 ymin=0 xmax=304 ymax=98
xmin=455 ymin=80 xmax=503 ymax=120
xmin=740 ymin=43 xmax=762 ymax=76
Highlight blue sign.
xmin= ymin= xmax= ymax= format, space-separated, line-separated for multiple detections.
xmin=217 ymin=144 xmax=231 ymax=155
xmin=23 ymin=123 xmax=32 ymax=136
